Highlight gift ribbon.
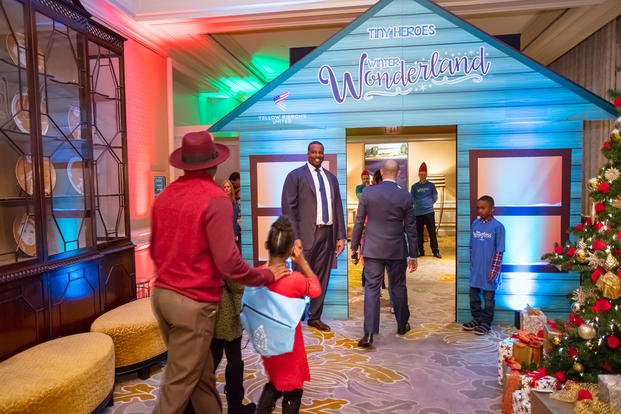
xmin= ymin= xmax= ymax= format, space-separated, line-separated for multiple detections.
xmin=526 ymin=368 xmax=548 ymax=388
xmin=512 ymin=329 xmax=545 ymax=348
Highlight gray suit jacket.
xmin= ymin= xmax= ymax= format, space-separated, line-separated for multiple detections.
xmin=281 ymin=164 xmax=346 ymax=249
xmin=351 ymin=180 xmax=418 ymax=260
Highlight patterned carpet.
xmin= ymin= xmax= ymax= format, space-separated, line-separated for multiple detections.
xmin=105 ymin=238 xmax=512 ymax=413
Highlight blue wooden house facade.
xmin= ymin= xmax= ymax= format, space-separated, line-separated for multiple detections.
xmin=210 ymin=0 xmax=616 ymax=323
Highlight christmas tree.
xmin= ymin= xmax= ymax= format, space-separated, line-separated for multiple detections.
xmin=542 ymin=116 xmax=621 ymax=384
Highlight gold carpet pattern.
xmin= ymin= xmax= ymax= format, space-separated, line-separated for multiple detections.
xmin=105 ymin=238 xmax=511 ymax=413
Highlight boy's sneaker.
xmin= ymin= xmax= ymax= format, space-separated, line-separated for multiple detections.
xmin=474 ymin=324 xmax=490 ymax=335
xmin=462 ymin=320 xmax=479 ymax=331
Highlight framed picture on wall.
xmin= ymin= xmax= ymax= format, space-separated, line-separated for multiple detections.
xmin=364 ymin=143 xmax=408 ymax=189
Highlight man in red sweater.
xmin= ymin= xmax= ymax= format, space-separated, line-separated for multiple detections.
xmin=150 ymin=131 xmax=288 ymax=414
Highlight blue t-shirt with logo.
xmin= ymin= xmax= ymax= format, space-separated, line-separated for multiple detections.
xmin=470 ymin=217 xmax=505 ymax=291
xmin=410 ymin=181 xmax=437 ymax=216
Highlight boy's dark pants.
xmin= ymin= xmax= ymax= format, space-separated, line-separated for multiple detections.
xmin=469 ymin=287 xmax=495 ymax=327
xmin=416 ymin=212 xmax=439 ymax=254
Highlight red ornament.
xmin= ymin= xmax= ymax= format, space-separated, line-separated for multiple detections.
xmin=615 ymin=97 xmax=621 ymax=108
xmin=598 ymin=182 xmax=611 ymax=193
xmin=554 ymin=371 xmax=567 ymax=383
xmin=586 ymin=217 xmax=593 ymax=227
xmin=618 ymin=230 xmax=621 ymax=239
xmin=592 ymin=298 xmax=612 ymax=312
xmin=567 ymin=247 xmax=576 ymax=256
xmin=595 ymin=202 xmax=606 ymax=213
xmin=547 ymin=320 xmax=558 ymax=329
xmin=592 ymin=267 xmax=605 ymax=283
xmin=603 ymin=361 xmax=613 ymax=372
xmin=554 ymin=245 xmax=564 ymax=254
xmin=575 ymin=223 xmax=584 ymax=231
xmin=593 ymin=239 xmax=607 ymax=250
xmin=604 ymin=140 xmax=612 ymax=151
xmin=596 ymin=222 xmax=604 ymax=230
xmin=570 ymin=313 xmax=584 ymax=326
xmin=568 ymin=347 xmax=578 ymax=358
xmin=607 ymin=335 xmax=620 ymax=349
xmin=577 ymin=389 xmax=593 ymax=401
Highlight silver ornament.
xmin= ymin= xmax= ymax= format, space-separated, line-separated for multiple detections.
xmin=571 ymin=302 xmax=581 ymax=313
xmin=578 ymin=323 xmax=596 ymax=340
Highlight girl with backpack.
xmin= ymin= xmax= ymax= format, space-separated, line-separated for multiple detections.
xmin=256 ymin=216 xmax=321 ymax=414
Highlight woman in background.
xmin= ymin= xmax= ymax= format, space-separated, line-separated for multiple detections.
xmin=223 ymin=179 xmax=242 ymax=251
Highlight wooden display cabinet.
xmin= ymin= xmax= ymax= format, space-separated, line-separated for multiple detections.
xmin=0 ymin=0 xmax=135 ymax=360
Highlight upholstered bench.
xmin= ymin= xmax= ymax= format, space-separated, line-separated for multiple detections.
xmin=91 ymin=297 xmax=166 ymax=379
xmin=0 ymin=332 xmax=115 ymax=414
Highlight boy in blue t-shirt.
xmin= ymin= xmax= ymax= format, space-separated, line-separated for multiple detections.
xmin=410 ymin=162 xmax=441 ymax=258
xmin=462 ymin=195 xmax=505 ymax=335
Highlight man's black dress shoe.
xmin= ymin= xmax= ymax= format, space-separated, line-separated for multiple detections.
xmin=397 ymin=323 xmax=411 ymax=335
xmin=433 ymin=251 xmax=442 ymax=259
xmin=358 ymin=334 xmax=373 ymax=348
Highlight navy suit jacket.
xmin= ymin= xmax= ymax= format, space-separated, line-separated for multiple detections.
xmin=351 ymin=180 xmax=418 ymax=260
xmin=281 ymin=164 xmax=346 ymax=249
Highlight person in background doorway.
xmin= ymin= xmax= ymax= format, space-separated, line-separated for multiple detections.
xmin=410 ymin=162 xmax=441 ymax=258
xmin=281 ymin=141 xmax=346 ymax=332
xmin=462 ymin=195 xmax=505 ymax=335
xmin=223 ymin=179 xmax=242 ymax=251
xmin=355 ymin=169 xmax=371 ymax=199
xmin=229 ymin=171 xmax=241 ymax=204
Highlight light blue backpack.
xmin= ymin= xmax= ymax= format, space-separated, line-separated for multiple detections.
xmin=240 ymin=286 xmax=306 ymax=357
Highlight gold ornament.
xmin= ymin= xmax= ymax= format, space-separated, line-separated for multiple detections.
xmin=595 ymin=270 xmax=621 ymax=299
xmin=573 ymin=362 xmax=584 ymax=373
xmin=587 ymin=178 xmax=600 ymax=190
xmin=611 ymin=129 xmax=621 ymax=143
xmin=552 ymin=336 xmax=562 ymax=346
xmin=615 ymin=117 xmax=621 ymax=129
xmin=604 ymin=253 xmax=619 ymax=271
xmin=575 ymin=249 xmax=587 ymax=263
xmin=571 ymin=302 xmax=581 ymax=313
xmin=604 ymin=167 xmax=621 ymax=182
xmin=585 ymin=340 xmax=594 ymax=350
xmin=578 ymin=323 xmax=596 ymax=340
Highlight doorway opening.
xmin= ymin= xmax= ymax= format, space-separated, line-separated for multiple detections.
xmin=345 ymin=125 xmax=457 ymax=323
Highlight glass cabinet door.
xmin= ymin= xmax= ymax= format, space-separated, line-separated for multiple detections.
xmin=0 ymin=0 xmax=38 ymax=265
xmin=35 ymin=11 xmax=92 ymax=257
xmin=88 ymin=41 xmax=126 ymax=243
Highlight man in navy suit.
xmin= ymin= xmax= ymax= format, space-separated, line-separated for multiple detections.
xmin=281 ymin=141 xmax=346 ymax=331
xmin=351 ymin=159 xmax=418 ymax=347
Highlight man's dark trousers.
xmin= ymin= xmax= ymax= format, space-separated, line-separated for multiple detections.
xmin=363 ymin=258 xmax=409 ymax=335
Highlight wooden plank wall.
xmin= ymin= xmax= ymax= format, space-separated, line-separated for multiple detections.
xmin=456 ymin=121 xmax=583 ymax=325
xmin=549 ymin=17 xmax=621 ymax=214
xmin=239 ymin=128 xmax=349 ymax=319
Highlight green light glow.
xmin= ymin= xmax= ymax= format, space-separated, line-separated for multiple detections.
xmin=251 ymin=54 xmax=289 ymax=81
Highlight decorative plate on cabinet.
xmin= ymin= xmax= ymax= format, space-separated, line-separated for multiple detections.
xmin=15 ymin=154 xmax=56 ymax=196
xmin=6 ymin=32 xmax=45 ymax=72
xmin=12 ymin=213 xmax=36 ymax=256
xmin=67 ymin=156 xmax=84 ymax=194
xmin=11 ymin=90 xmax=49 ymax=135
xmin=67 ymin=105 xmax=81 ymax=139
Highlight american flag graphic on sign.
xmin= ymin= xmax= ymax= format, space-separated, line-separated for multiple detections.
xmin=273 ymin=92 xmax=289 ymax=111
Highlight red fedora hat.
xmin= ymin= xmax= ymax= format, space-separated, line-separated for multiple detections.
xmin=169 ymin=131 xmax=230 ymax=171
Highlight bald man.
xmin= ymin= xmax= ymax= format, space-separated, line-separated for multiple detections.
xmin=350 ymin=159 xmax=418 ymax=347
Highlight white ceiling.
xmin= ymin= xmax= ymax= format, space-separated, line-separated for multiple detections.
xmin=83 ymin=0 xmax=621 ymax=97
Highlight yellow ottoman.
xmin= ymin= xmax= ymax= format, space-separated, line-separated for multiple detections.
xmin=0 ymin=332 xmax=115 ymax=414
xmin=91 ymin=298 xmax=166 ymax=378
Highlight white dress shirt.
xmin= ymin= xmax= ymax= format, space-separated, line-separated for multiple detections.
xmin=307 ymin=162 xmax=333 ymax=225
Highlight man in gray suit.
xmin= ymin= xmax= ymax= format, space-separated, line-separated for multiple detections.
xmin=281 ymin=141 xmax=346 ymax=331
xmin=351 ymin=159 xmax=418 ymax=347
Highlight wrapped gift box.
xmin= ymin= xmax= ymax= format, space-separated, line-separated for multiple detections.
xmin=512 ymin=389 xmax=531 ymax=414
xmin=513 ymin=341 xmax=542 ymax=367
xmin=520 ymin=306 xmax=547 ymax=334
xmin=598 ymin=375 xmax=621 ymax=410
xmin=498 ymin=337 xmax=517 ymax=384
